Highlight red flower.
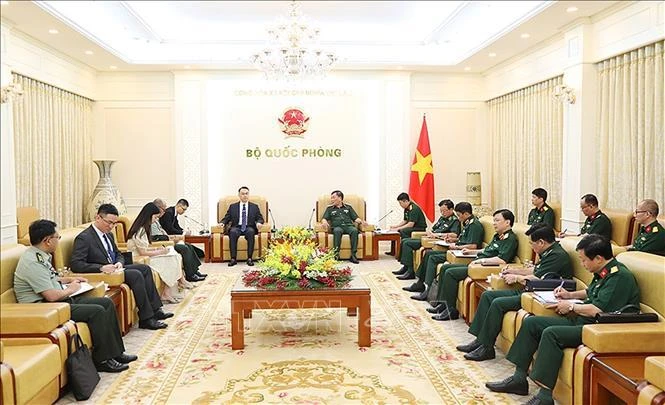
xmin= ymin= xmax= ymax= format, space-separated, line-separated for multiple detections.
xmin=298 ymin=278 xmax=311 ymax=289
xmin=299 ymin=260 xmax=308 ymax=271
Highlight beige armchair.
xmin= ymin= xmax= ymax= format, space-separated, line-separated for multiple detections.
xmin=211 ymin=196 xmax=270 ymax=262
xmin=16 ymin=207 xmax=40 ymax=246
xmin=313 ymin=195 xmax=375 ymax=260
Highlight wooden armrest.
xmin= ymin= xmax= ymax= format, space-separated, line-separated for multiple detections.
xmin=582 ymin=323 xmax=665 ymax=353
xmin=82 ymin=281 xmax=106 ymax=298
xmin=211 ymin=224 xmax=224 ymax=234
xmin=150 ymin=241 xmax=174 ymax=247
xmin=467 ymin=263 xmax=503 ymax=279
xmin=489 ymin=274 xmax=522 ymax=290
xmin=314 ymin=223 xmax=327 ymax=232
xmin=411 ymin=231 xmax=427 ymax=239
xmin=360 ymin=223 xmax=375 ymax=232
xmin=76 ymin=272 xmax=125 ymax=286
xmin=259 ymin=223 xmax=272 ymax=233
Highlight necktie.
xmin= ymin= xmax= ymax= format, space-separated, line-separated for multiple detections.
xmin=241 ymin=204 xmax=247 ymax=232
xmin=102 ymin=234 xmax=116 ymax=263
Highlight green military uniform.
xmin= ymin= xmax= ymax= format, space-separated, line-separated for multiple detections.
xmin=322 ymin=203 xmax=361 ymax=258
xmin=630 ymin=220 xmax=665 ymax=256
xmin=14 ymin=246 xmax=125 ymax=364
xmin=399 ymin=214 xmax=461 ymax=272
xmin=437 ymin=230 xmax=519 ymax=317
xmin=527 ymin=204 xmax=555 ymax=228
xmin=580 ymin=210 xmax=612 ymax=240
xmin=399 ymin=202 xmax=427 ymax=239
xmin=469 ymin=242 xmax=573 ymax=347
xmin=417 ymin=216 xmax=484 ymax=286
xmin=505 ymin=258 xmax=639 ymax=391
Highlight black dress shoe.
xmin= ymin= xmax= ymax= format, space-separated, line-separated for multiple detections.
xmin=96 ymin=358 xmax=129 ymax=373
xmin=523 ymin=396 xmax=554 ymax=405
xmin=410 ymin=289 xmax=429 ymax=301
xmin=396 ymin=269 xmax=416 ymax=280
xmin=154 ymin=309 xmax=174 ymax=320
xmin=431 ymin=308 xmax=459 ymax=321
xmin=247 ymin=258 xmax=254 ymax=266
xmin=186 ymin=274 xmax=204 ymax=282
xmin=349 ymin=256 xmax=359 ymax=264
xmin=114 ymin=353 xmax=138 ymax=364
xmin=228 ymin=259 xmax=237 ymax=267
xmin=456 ymin=338 xmax=482 ymax=353
xmin=485 ymin=376 xmax=529 ymax=395
xmin=195 ymin=271 xmax=208 ymax=278
xmin=392 ymin=266 xmax=407 ymax=275
xmin=139 ymin=318 xmax=168 ymax=330
xmin=427 ymin=303 xmax=445 ymax=314
xmin=402 ymin=282 xmax=425 ymax=292
xmin=464 ymin=345 xmax=496 ymax=361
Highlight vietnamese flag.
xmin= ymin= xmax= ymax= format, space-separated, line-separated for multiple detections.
xmin=409 ymin=115 xmax=435 ymax=221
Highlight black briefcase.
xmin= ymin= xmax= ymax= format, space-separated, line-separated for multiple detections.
xmin=66 ymin=334 xmax=100 ymax=400
xmin=595 ymin=304 xmax=659 ymax=324
xmin=427 ymin=279 xmax=440 ymax=306
xmin=525 ymin=279 xmax=576 ymax=292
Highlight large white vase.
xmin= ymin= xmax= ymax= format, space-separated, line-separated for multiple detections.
xmin=86 ymin=159 xmax=127 ymax=220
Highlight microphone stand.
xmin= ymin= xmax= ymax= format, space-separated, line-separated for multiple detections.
xmin=375 ymin=209 xmax=394 ymax=231
xmin=183 ymin=215 xmax=209 ymax=235
xmin=307 ymin=207 xmax=316 ymax=230
xmin=268 ymin=208 xmax=277 ymax=233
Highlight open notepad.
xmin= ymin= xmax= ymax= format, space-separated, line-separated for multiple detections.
xmin=434 ymin=240 xmax=450 ymax=247
xmin=534 ymin=291 xmax=584 ymax=305
xmin=450 ymin=250 xmax=477 ymax=258
xmin=374 ymin=230 xmax=399 ymax=235
xmin=66 ymin=282 xmax=94 ymax=297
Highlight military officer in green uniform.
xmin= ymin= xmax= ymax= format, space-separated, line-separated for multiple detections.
xmin=431 ymin=209 xmax=518 ymax=321
xmin=527 ymin=188 xmax=555 ymax=228
xmin=559 ymin=194 xmax=612 ymax=240
xmin=389 ymin=192 xmax=427 ymax=239
xmin=404 ymin=202 xmax=484 ymax=299
xmin=13 ymin=219 xmax=137 ymax=373
xmin=626 ymin=199 xmax=665 ymax=256
xmin=458 ymin=223 xmax=573 ymax=362
xmin=486 ymin=234 xmax=640 ymax=405
xmin=394 ymin=199 xmax=461 ymax=281
xmin=321 ymin=190 xmax=367 ymax=263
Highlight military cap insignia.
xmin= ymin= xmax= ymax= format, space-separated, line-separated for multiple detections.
xmin=36 ymin=252 xmax=44 ymax=263
xmin=610 ymin=266 xmax=618 ymax=274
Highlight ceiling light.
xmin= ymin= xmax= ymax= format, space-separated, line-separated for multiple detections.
xmin=0 ymin=1 xmax=9 ymax=6
xmin=566 ymin=6 xmax=578 ymax=12
xmin=84 ymin=50 xmax=94 ymax=55
xmin=250 ymin=1 xmax=336 ymax=80
xmin=520 ymin=33 xmax=530 ymax=39
xmin=464 ymin=67 xmax=471 ymax=71
xmin=489 ymin=52 xmax=497 ymax=57
xmin=48 ymin=29 xmax=59 ymax=34
xmin=109 ymin=65 xmax=117 ymax=70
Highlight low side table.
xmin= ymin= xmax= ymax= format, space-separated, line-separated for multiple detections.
xmin=370 ymin=231 xmax=401 ymax=261
xmin=590 ymin=355 xmax=650 ymax=405
xmin=185 ymin=234 xmax=212 ymax=263
xmin=104 ymin=286 xmax=125 ymax=335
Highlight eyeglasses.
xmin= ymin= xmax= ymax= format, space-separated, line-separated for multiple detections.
xmin=48 ymin=235 xmax=61 ymax=241
xmin=99 ymin=216 xmax=118 ymax=226
xmin=634 ymin=210 xmax=648 ymax=215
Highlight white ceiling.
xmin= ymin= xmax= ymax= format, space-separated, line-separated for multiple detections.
xmin=0 ymin=0 xmax=620 ymax=73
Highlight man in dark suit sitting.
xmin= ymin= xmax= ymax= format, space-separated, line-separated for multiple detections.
xmin=221 ymin=186 xmax=264 ymax=267
xmin=70 ymin=204 xmax=173 ymax=330
xmin=159 ymin=198 xmax=189 ymax=236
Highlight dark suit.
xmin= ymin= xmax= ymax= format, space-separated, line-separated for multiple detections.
xmin=70 ymin=226 xmax=162 ymax=321
xmin=159 ymin=206 xmax=183 ymax=235
xmin=221 ymin=201 xmax=264 ymax=259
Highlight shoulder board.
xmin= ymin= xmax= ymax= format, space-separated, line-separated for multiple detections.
xmin=653 ymin=226 xmax=659 ymax=233
xmin=469 ymin=219 xmax=474 ymax=224
xmin=543 ymin=206 xmax=549 ymax=211
xmin=36 ymin=252 xmax=44 ymax=263
xmin=610 ymin=266 xmax=619 ymax=274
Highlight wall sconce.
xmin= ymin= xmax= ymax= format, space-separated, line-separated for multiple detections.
xmin=552 ymin=84 xmax=576 ymax=104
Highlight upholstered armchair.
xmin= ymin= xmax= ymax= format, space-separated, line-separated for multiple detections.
xmin=16 ymin=206 xmax=40 ymax=246
xmin=0 ymin=339 xmax=61 ymax=404
xmin=0 ymin=243 xmax=98 ymax=391
xmin=603 ymin=208 xmax=636 ymax=246
xmin=313 ymin=194 xmax=375 ymax=260
xmin=211 ymin=196 xmax=271 ymax=262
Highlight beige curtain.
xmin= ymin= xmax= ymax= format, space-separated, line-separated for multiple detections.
xmin=487 ymin=76 xmax=564 ymax=222
xmin=12 ymin=74 xmax=94 ymax=228
xmin=597 ymin=41 xmax=664 ymax=210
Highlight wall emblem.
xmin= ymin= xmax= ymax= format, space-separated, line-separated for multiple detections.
xmin=278 ymin=108 xmax=309 ymax=137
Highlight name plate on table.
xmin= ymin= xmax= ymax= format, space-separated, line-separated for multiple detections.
xmin=451 ymin=250 xmax=477 ymax=258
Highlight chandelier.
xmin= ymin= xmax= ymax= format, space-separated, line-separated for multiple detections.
xmin=250 ymin=1 xmax=337 ymax=80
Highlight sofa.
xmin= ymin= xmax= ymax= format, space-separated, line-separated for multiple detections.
xmin=15 ymin=207 xmax=40 ymax=247
xmin=0 ymin=339 xmax=61 ymax=405
xmin=210 ymin=196 xmax=271 ymax=262
xmin=313 ymin=195 xmax=375 ymax=260
xmin=638 ymin=356 xmax=665 ymax=404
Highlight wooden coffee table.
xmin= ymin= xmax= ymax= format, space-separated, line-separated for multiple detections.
xmin=230 ymin=274 xmax=371 ymax=350
xmin=184 ymin=234 xmax=212 ymax=263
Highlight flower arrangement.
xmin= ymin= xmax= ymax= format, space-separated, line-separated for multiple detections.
xmin=242 ymin=227 xmax=353 ymax=290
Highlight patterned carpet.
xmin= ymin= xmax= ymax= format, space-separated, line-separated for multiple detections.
xmin=57 ymin=248 xmax=537 ymax=404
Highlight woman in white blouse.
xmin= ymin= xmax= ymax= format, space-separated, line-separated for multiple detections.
xmin=127 ymin=203 xmax=192 ymax=303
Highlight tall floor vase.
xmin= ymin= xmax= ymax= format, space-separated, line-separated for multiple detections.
xmin=86 ymin=159 xmax=127 ymax=221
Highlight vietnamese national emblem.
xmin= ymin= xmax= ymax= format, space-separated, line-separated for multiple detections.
xmin=278 ymin=108 xmax=309 ymax=137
